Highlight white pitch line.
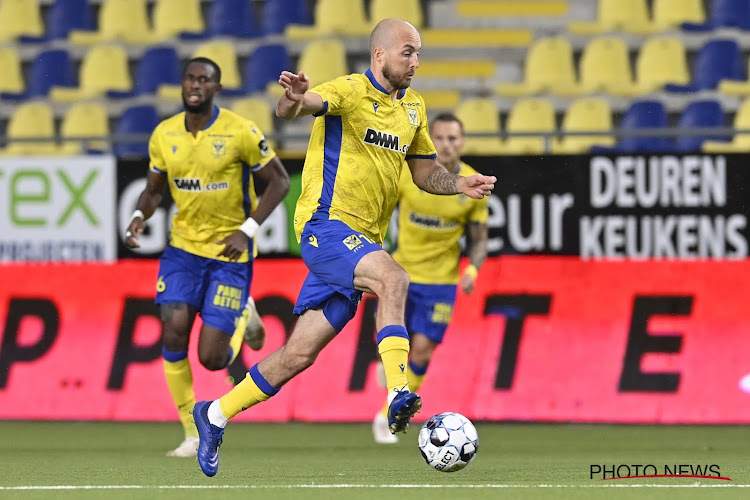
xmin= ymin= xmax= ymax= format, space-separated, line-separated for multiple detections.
xmin=1 ymin=484 xmax=749 ymax=490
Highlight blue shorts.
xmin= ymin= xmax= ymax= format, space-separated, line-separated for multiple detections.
xmin=293 ymin=218 xmax=382 ymax=332
xmin=155 ymin=245 xmax=251 ymax=334
xmin=405 ymin=283 xmax=458 ymax=344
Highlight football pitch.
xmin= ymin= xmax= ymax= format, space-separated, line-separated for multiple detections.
xmin=1 ymin=422 xmax=749 ymax=499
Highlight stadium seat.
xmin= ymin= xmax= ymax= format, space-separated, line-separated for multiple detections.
xmin=552 ymin=97 xmax=614 ymax=154
xmin=455 ymin=98 xmax=504 ymax=155
xmin=555 ymin=36 xmax=632 ymax=96
xmin=625 ymin=0 xmax=705 ymax=34
xmin=370 ymin=0 xmax=424 ymax=28
xmin=242 ymin=44 xmax=290 ymax=95
xmin=46 ymin=0 xmax=94 ymax=40
xmin=672 ymin=100 xmax=727 ymax=153
xmin=414 ymin=89 xmax=461 ymax=110
xmin=297 ymin=40 xmax=349 ymax=89
xmin=2 ymin=49 xmax=75 ymax=100
xmin=683 ymin=0 xmax=750 ymax=31
xmin=114 ymin=105 xmax=161 ymax=159
xmin=1 ymin=102 xmax=56 ymax=156
xmin=610 ymin=36 xmax=689 ymax=97
xmin=0 ymin=0 xmax=44 ymax=42
xmin=152 ymin=0 xmax=204 ymax=41
xmin=503 ymin=98 xmax=556 ymax=155
xmin=703 ymin=98 xmax=750 ymax=152
xmin=719 ymin=55 xmax=750 ymax=96
xmin=421 ymin=28 xmax=532 ymax=48
xmin=109 ymin=46 xmax=182 ymax=99
xmin=50 ymin=45 xmax=132 ymax=102
xmin=60 ymin=102 xmax=109 ymax=155
xmin=285 ymin=0 xmax=370 ymax=39
xmin=192 ymin=41 xmax=242 ymax=91
xmin=0 ymin=48 xmax=24 ymax=97
xmin=262 ymin=0 xmax=312 ymax=35
xmin=231 ymin=98 xmax=277 ymax=149
xmin=568 ymin=0 xmax=649 ymax=35
xmin=418 ymin=60 xmax=497 ymax=80
xmin=207 ymin=0 xmax=261 ymax=38
xmin=70 ymin=0 xmax=152 ymax=44
xmin=456 ymin=0 xmax=568 ymax=17
xmin=496 ymin=37 xmax=576 ymax=97
xmin=591 ymin=100 xmax=670 ymax=153
xmin=665 ymin=39 xmax=745 ymax=93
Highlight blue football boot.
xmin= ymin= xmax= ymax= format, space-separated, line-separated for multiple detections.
xmin=387 ymin=389 xmax=422 ymax=434
xmin=193 ymin=401 xmax=224 ymax=477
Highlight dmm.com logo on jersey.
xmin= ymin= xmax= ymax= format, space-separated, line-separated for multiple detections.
xmin=173 ymin=178 xmax=229 ymax=192
xmin=363 ymin=128 xmax=409 ymax=153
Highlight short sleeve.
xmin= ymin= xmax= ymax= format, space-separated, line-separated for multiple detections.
xmin=241 ymin=120 xmax=277 ymax=171
xmin=469 ymin=195 xmax=489 ymax=224
xmin=308 ymin=75 xmax=365 ymax=117
xmin=148 ymin=128 xmax=166 ymax=173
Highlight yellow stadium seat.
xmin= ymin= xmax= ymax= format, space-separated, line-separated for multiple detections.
xmin=59 ymin=102 xmax=109 ymax=155
xmin=0 ymin=0 xmax=44 ymax=41
xmin=719 ymin=57 xmax=750 ymax=96
xmin=0 ymin=47 xmax=24 ymax=94
xmin=286 ymin=0 xmax=369 ymax=39
xmin=152 ymin=0 xmax=204 ymax=41
xmin=552 ymin=98 xmax=614 ymax=154
xmin=455 ymin=98 xmax=504 ymax=155
xmin=50 ymin=45 xmax=132 ymax=102
xmin=421 ymin=28 xmax=532 ymax=48
xmin=414 ymin=89 xmax=461 ymax=110
xmin=370 ymin=0 xmax=423 ymax=28
xmin=503 ymin=98 xmax=556 ymax=155
xmin=1 ymin=102 xmax=56 ymax=156
xmin=625 ymin=0 xmax=705 ymax=34
xmin=556 ymin=36 xmax=632 ymax=96
xmin=496 ymin=37 xmax=576 ymax=97
xmin=703 ymin=98 xmax=750 ymax=153
xmin=231 ymin=98 xmax=277 ymax=149
xmin=457 ymin=1 xmax=568 ymax=17
xmin=568 ymin=0 xmax=649 ymax=35
xmin=192 ymin=41 xmax=242 ymax=90
xmin=297 ymin=39 xmax=349 ymax=89
xmin=70 ymin=0 xmax=152 ymax=44
xmin=418 ymin=60 xmax=496 ymax=79
xmin=610 ymin=36 xmax=689 ymax=96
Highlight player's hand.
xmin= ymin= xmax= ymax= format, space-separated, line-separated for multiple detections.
xmin=124 ymin=217 xmax=146 ymax=248
xmin=460 ymin=272 xmax=476 ymax=294
xmin=278 ymin=71 xmax=310 ymax=102
xmin=457 ymin=174 xmax=496 ymax=199
xmin=217 ymin=231 xmax=250 ymax=261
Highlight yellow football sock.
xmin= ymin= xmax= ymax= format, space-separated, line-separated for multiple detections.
xmin=378 ymin=332 xmax=410 ymax=392
xmin=163 ymin=356 xmax=197 ymax=438
xmin=219 ymin=364 xmax=279 ymax=419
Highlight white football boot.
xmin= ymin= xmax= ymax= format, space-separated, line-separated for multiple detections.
xmin=166 ymin=436 xmax=199 ymax=457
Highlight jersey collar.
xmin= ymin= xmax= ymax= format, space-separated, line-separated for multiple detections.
xmin=184 ymin=105 xmax=220 ymax=132
xmin=365 ymin=69 xmax=406 ymax=100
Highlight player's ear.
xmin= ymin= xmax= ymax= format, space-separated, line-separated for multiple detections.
xmin=215 ymin=83 xmax=223 ymax=93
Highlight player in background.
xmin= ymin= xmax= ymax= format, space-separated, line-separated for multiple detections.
xmin=124 ymin=57 xmax=290 ymax=458
xmin=372 ymin=113 xmax=489 ymax=443
xmin=191 ymin=18 xmax=496 ymax=477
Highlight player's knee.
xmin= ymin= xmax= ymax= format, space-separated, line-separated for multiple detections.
xmin=385 ymin=266 xmax=410 ymax=297
xmin=198 ymin=350 xmax=226 ymax=371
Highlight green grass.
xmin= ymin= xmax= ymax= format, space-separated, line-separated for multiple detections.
xmin=1 ymin=422 xmax=749 ymax=499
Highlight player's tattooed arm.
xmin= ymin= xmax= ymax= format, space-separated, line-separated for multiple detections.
xmin=421 ymin=165 xmax=459 ymax=195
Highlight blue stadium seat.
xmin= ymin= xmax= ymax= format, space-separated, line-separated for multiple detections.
xmin=109 ymin=46 xmax=181 ymax=98
xmin=245 ymin=44 xmax=290 ymax=94
xmin=683 ymin=0 xmax=750 ymax=31
xmin=207 ymin=0 xmax=261 ymax=38
xmin=591 ymin=100 xmax=670 ymax=153
xmin=1 ymin=49 xmax=75 ymax=100
xmin=114 ymin=105 xmax=160 ymax=158
xmin=673 ymin=99 xmax=727 ymax=152
xmin=262 ymin=0 xmax=312 ymax=35
xmin=666 ymin=39 xmax=745 ymax=92
xmin=46 ymin=0 xmax=94 ymax=40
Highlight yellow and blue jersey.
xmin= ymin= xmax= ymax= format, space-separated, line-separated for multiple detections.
xmin=393 ymin=161 xmax=489 ymax=285
xmin=293 ymin=69 xmax=437 ymax=245
xmin=148 ymin=106 xmax=276 ymax=262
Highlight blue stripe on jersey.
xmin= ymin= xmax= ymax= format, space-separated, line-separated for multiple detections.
xmin=150 ymin=166 xmax=165 ymax=173
xmin=241 ymin=162 xmax=252 ymax=218
xmin=313 ymin=101 xmax=329 ymax=117
xmin=405 ymin=153 xmax=437 ymax=160
xmin=315 ymin=115 xmax=343 ymax=218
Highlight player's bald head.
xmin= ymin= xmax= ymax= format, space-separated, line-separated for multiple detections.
xmin=369 ymin=18 xmax=419 ymax=54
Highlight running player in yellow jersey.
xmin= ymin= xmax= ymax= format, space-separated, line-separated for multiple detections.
xmin=124 ymin=58 xmax=290 ymax=458
xmin=372 ymin=113 xmax=488 ymax=443
xmin=192 ymin=19 xmax=496 ymax=477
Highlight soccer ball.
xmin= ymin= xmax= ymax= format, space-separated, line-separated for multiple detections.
xmin=418 ymin=412 xmax=479 ymax=472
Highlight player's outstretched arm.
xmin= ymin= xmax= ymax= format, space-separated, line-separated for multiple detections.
xmin=275 ymin=71 xmax=324 ymax=119
xmin=407 ymin=158 xmax=496 ymax=199
xmin=124 ymin=169 xmax=167 ymax=248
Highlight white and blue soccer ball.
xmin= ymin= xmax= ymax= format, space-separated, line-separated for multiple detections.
xmin=418 ymin=412 xmax=479 ymax=472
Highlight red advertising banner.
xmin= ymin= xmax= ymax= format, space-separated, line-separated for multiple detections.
xmin=1 ymin=257 xmax=750 ymax=423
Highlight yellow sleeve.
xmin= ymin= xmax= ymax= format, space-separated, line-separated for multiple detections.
xmin=241 ymin=120 xmax=276 ymax=171
xmin=148 ymin=128 xmax=166 ymax=173
xmin=406 ymin=99 xmax=436 ymax=159
xmin=308 ymin=75 xmax=365 ymax=116
xmin=469 ymin=196 xmax=489 ymax=224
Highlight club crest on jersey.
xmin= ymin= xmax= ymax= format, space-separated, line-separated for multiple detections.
xmin=407 ymin=108 xmax=419 ymax=128
xmin=343 ymin=234 xmax=363 ymax=251
xmin=212 ymin=139 xmax=226 ymax=157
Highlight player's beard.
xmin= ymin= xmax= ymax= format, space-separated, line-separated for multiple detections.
xmin=382 ymin=62 xmax=412 ymax=90
xmin=182 ymin=95 xmax=212 ymax=114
